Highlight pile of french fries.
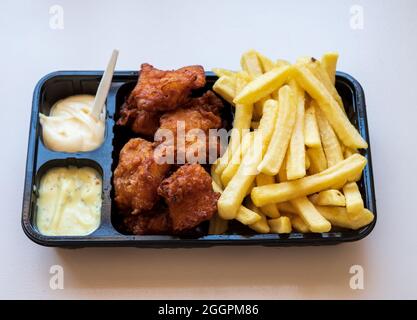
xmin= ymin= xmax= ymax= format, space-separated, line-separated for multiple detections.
xmin=208 ymin=50 xmax=374 ymax=235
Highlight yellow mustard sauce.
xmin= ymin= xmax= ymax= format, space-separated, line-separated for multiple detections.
xmin=36 ymin=166 xmax=102 ymax=236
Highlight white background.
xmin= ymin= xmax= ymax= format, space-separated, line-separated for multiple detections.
xmin=0 ymin=0 xmax=416 ymax=299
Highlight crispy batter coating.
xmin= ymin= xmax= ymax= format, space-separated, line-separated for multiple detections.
xmin=127 ymin=63 xmax=206 ymax=112
xmin=117 ymin=103 xmax=160 ymax=136
xmin=158 ymin=164 xmax=220 ymax=232
xmin=114 ymin=138 xmax=170 ymax=215
xmin=158 ymin=91 xmax=223 ymax=163
xmin=122 ymin=207 xmax=172 ymax=235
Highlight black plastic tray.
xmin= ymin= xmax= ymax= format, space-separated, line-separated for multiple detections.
xmin=21 ymin=70 xmax=376 ymax=247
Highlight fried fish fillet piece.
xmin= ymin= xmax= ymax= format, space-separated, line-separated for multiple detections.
xmin=127 ymin=63 xmax=206 ymax=112
xmin=122 ymin=207 xmax=172 ymax=235
xmin=157 ymin=91 xmax=224 ymax=163
xmin=117 ymin=103 xmax=161 ymax=136
xmin=158 ymin=164 xmax=220 ymax=232
xmin=114 ymin=138 xmax=170 ymax=214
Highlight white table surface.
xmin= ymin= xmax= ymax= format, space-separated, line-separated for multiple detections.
xmin=1 ymin=0 xmax=416 ymax=299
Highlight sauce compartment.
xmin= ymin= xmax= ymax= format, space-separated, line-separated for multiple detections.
xmin=31 ymin=158 xmax=104 ymax=237
xmin=22 ymin=71 xmax=376 ymax=247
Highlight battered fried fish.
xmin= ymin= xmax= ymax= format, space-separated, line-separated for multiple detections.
xmin=157 ymin=91 xmax=224 ymax=163
xmin=127 ymin=63 xmax=206 ymax=112
xmin=122 ymin=207 xmax=172 ymax=235
xmin=114 ymin=138 xmax=170 ymax=215
xmin=158 ymin=164 xmax=220 ymax=232
xmin=117 ymin=103 xmax=160 ymax=136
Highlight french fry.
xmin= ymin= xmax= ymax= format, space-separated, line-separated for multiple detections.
xmin=343 ymin=182 xmax=364 ymax=218
xmin=254 ymin=97 xmax=268 ymax=119
xmin=258 ymin=85 xmax=297 ymax=175
xmin=211 ymin=162 xmax=223 ymax=189
xmin=277 ymin=153 xmax=288 ymax=182
xmin=305 ymin=152 xmax=311 ymax=170
xmin=306 ymin=146 xmax=328 ymax=174
xmin=316 ymin=206 xmax=374 ymax=230
xmin=212 ymin=180 xmax=261 ymax=225
xmin=246 ymin=200 xmax=270 ymax=233
xmin=251 ymin=154 xmax=367 ymax=206
xmin=257 ymin=52 xmax=275 ymax=72
xmin=234 ymin=65 xmax=292 ymax=105
xmin=304 ymin=102 xmax=322 ymax=148
xmin=212 ymin=75 xmax=236 ymax=105
xmin=291 ymin=216 xmax=310 ymax=233
xmin=208 ymin=213 xmax=228 ymax=234
xmin=275 ymin=59 xmax=291 ymax=68
xmin=321 ymin=52 xmax=339 ymax=85
xmin=227 ymin=74 xmax=253 ymax=155
xmin=212 ymin=68 xmax=236 ymax=78
xmin=214 ymin=75 xmax=251 ymax=176
xmin=241 ymin=49 xmax=263 ymax=78
xmin=256 ymin=173 xmax=280 ymax=218
xmin=315 ymin=189 xmax=346 ymax=206
xmin=344 ymin=147 xmax=358 ymax=158
xmin=251 ymin=121 xmax=259 ymax=129
xmin=293 ymin=65 xmax=368 ymax=149
xmin=221 ymin=132 xmax=254 ymax=186
xmin=290 ymin=197 xmax=331 ymax=232
xmin=269 ymin=216 xmax=292 ymax=234
xmin=286 ymin=80 xmax=306 ymax=180
xmin=241 ymin=50 xmax=270 ymax=118
xmin=236 ymin=206 xmax=262 ymax=225
xmin=277 ymin=202 xmax=298 ymax=215
xmin=300 ymin=58 xmax=344 ymax=109
xmin=314 ymin=101 xmax=344 ymax=167
xmin=217 ymin=100 xmax=279 ymax=219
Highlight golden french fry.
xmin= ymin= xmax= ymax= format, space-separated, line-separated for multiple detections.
xmin=277 ymin=202 xmax=298 ymax=214
xmin=316 ymin=206 xmax=374 ymax=230
xmin=300 ymin=58 xmax=344 ymax=109
xmin=306 ymin=146 xmax=328 ymax=174
xmin=257 ymin=52 xmax=275 ymax=72
xmin=214 ymin=75 xmax=252 ymax=176
xmin=314 ymin=101 xmax=344 ymax=167
xmin=315 ymin=189 xmax=346 ymax=206
xmin=277 ymin=153 xmax=288 ymax=182
xmin=212 ymin=180 xmax=261 ymax=225
xmin=221 ymin=132 xmax=254 ymax=186
xmin=218 ymin=100 xmax=279 ymax=219
xmin=236 ymin=206 xmax=262 ymax=225
xmin=290 ymin=197 xmax=331 ymax=232
xmin=213 ymin=75 xmax=236 ymax=105
xmin=241 ymin=51 xmax=271 ymax=118
xmin=344 ymin=147 xmax=358 ymax=158
xmin=286 ymin=80 xmax=306 ymax=180
xmin=258 ymin=85 xmax=297 ymax=175
xmin=251 ymin=154 xmax=367 ymax=206
xmin=256 ymin=173 xmax=280 ymax=218
xmin=305 ymin=152 xmax=311 ymax=170
xmin=293 ymin=65 xmax=368 ymax=149
xmin=304 ymin=102 xmax=322 ymax=148
xmin=343 ymin=182 xmax=364 ymax=218
xmin=321 ymin=52 xmax=339 ymax=85
xmin=212 ymin=68 xmax=236 ymax=78
xmin=234 ymin=65 xmax=292 ymax=105
xmin=246 ymin=200 xmax=270 ymax=233
xmin=241 ymin=49 xmax=263 ymax=78
xmin=269 ymin=216 xmax=292 ymax=234
xmin=211 ymin=162 xmax=223 ymax=189
xmin=208 ymin=213 xmax=228 ymax=234
xmin=275 ymin=59 xmax=291 ymax=68
xmin=281 ymin=212 xmax=310 ymax=233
